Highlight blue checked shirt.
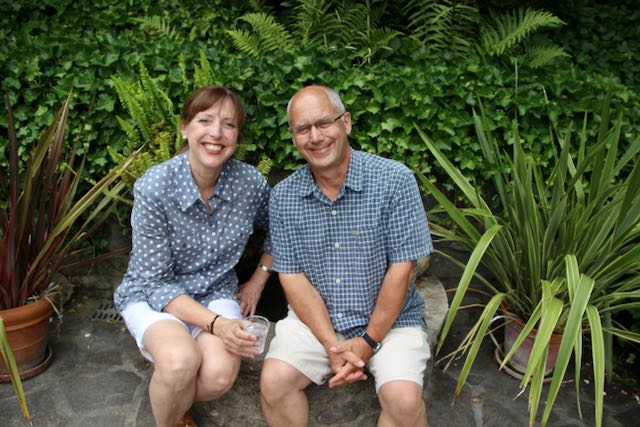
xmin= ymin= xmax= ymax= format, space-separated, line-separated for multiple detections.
xmin=114 ymin=152 xmax=271 ymax=312
xmin=270 ymin=148 xmax=432 ymax=338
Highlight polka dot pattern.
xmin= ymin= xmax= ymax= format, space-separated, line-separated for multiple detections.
xmin=114 ymin=152 xmax=271 ymax=312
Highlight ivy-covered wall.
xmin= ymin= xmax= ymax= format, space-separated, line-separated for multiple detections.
xmin=1 ymin=0 xmax=639 ymax=192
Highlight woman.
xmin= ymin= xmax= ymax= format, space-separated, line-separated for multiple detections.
xmin=114 ymin=85 xmax=273 ymax=427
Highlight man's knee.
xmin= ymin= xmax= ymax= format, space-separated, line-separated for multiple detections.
xmin=260 ymin=359 xmax=308 ymax=401
xmin=378 ymin=380 xmax=425 ymax=416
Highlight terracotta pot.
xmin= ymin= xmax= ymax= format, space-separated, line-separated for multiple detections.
xmin=0 ymin=298 xmax=54 ymax=381
xmin=502 ymin=316 xmax=562 ymax=377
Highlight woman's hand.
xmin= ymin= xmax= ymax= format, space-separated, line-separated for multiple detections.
xmin=235 ymin=278 xmax=265 ymax=317
xmin=212 ymin=317 xmax=261 ymax=357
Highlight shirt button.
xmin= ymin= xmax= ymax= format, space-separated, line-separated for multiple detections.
xmin=337 ymin=313 xmax=343 ymax=319
xmin=335 ymin=278 xmax=341 ymax=284
xmin=334 ymin=242 xmax=340 ymax=249
xmin=331 ymin=209 xmax=337 ymax=216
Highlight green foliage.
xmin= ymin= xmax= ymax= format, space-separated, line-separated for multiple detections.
xmin=418 ymin=92 xmax=640 ymax=427
xmin=227 ymin=0 xmax=401 ymax=64
xmin=110 ymin=63 xmax=181 ymax=185
xmin=227 ymin=13 xmax=295 ymax=58
xmin=2 ymin=0 xmax=639 ymax=207
xmin=0 ymin=318 xmax=30 ymax=422
xmin=402 ymin=0 xmax=479 ymax=55
xmin=1 ymin=92 xmax=135 ymax=309
xmin=481 ymin=8 xmax=566 ymax=56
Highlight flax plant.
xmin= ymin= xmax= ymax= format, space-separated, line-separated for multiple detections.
xmin=1 ymin=92 xmax=136 ymax=310
xmin=0 ymin=318 xmax=31 ymax=424
xmin=416 ymin=92 xmax=640 ymax=427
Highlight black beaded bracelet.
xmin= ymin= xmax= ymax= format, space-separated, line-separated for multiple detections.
xmin=208 ymin=314 xmax=221 ymax=335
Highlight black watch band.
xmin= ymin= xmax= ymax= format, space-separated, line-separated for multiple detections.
xmin=361 ymin=332 xmax=381 ymax=353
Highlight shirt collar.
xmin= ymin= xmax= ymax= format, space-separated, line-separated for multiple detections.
xmin=176 ymin=152 xmax=234 ymax=211
xmin=297 ymin=147 xmax=363 ymax=197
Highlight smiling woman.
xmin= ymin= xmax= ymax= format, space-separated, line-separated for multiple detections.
xmin=113 ymin=85 xmax=274 ymax=426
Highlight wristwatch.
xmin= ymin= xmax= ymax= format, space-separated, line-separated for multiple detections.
xmin=360 ymin=332 xmax=382 ymax=353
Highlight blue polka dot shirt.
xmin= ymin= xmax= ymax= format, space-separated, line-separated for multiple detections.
xmin=269 ymin=149 xmax=432 ymax=339
xmin=114 ymin=152 xmax=271 ymax=312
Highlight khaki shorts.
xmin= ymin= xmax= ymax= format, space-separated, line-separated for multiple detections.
xmin=265 ymin=309 xmax=431 ymax=392
xmin=121 ymin=298 xmax=242 ymax=362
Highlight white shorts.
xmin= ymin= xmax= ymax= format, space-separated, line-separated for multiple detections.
xmin=265 ymin=309 xmax=431 ymax=392
xmin=120 ymin=298 xmax=242 ymax=362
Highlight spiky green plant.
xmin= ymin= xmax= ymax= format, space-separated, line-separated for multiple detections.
xmin=1 ymin=92 xmax=136 ymax=310
xmin=416 ymin=90 xmax=640 ymax=427
xmin=0 ymin=318 xmax=30 ymax=423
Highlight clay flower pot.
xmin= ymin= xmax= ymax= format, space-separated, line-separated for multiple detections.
xmin=0 ymin=298 xmax=53 ymax=381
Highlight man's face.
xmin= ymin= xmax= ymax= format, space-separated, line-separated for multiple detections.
xmin=288 ymin=87 xmax=351 ymax=175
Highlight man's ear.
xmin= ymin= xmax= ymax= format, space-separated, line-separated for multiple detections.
xmin=344 ymin=111 xmax=352 ymax=135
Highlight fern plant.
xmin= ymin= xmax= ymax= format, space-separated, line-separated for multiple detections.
xmin=480 ymin=8 xmax=569 ymax=68
xmin=110 ymin=63 xmax=182 ymax=187
xmin=402 ymin=0 xmax=479 ymax=56
xmin=226 ymin=0 xmax=401 ymax=64
xmin=227 ymin=13 xmax=295 ymax=58
xmin=110 ymin=55 xmax=274 ymax=186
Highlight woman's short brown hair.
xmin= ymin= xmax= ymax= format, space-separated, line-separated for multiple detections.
xmin=181 ymin=85 xmax=246 ymax=140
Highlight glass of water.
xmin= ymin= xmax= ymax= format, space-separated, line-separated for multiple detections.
xmin=243 ymin=315 xmax=269 ymax=354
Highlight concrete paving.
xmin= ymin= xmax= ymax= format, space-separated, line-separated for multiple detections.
xmin=1 ymin=271 xmax=638 ymax=426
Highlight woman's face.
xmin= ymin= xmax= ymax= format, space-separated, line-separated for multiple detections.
xmin=182 ymin=98 xmax=239 ymax=176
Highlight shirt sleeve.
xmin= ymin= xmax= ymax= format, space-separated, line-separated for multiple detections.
xmin=386 ymin=171 xmax=433 ymax=264
xmin=129 ymin=185 xmax=185 ymax=311
xmin=254 ymin=177 xmax=273 ymax=255
xmin=269 ymin=188 xmax=301 ymax=273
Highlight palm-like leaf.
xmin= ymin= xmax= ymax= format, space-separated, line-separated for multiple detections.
xmin=415 ymin=90 xmax=640 ymax=427
xmin=0 ymin=92 xmax=136 ymax=309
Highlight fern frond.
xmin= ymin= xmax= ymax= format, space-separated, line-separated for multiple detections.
xmin=193 ymin=50 xmax=214 ymax=87
xmin=235 ymin=143 xmax=249 ymax=161
xmin=227 ymin=29 xmax=265 ymax=58
xmin=243 ymin=13 xmax=294 ymax=52
xmin=525 ymin=44 xmax=570 ymax=68
xmin=227 ymin=13 xmax=294 ymax=57
xmin=481 ymin=8 xmax=565 ymax=56
xmin=291 ymin=0 xmax=340 ymax=48
xmin=402 ymin=0 xmax=479 ymax=55
xmin=133 ymin=16 xmax=183 ymax=42
xmin=257 ymin=155 xmax=273 ymax=179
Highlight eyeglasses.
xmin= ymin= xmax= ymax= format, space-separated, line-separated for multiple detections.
xmin=289 ymin=113 xmax=345 ymax=137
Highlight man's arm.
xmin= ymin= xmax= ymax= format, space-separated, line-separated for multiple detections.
xmin=279 ymin=272 xmax=366 ymax=380
xmin=328 ymin=260 xmax=414 ymax=387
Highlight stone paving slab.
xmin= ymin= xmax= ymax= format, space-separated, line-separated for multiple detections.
xmin=1 ymin=273 xmax=638 ymax=426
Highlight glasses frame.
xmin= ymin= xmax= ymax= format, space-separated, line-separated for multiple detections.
xmin=289 ymin=112 xmax=346 ymax=137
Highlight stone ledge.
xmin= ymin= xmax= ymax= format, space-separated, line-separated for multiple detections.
xmin=195 ymin=273 xmax=448 ymax=426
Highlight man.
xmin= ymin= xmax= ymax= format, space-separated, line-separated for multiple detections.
xmin=260 ymin=85 xmax=433 ymax=426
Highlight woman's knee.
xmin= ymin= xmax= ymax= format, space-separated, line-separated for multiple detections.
xmin=197 ymin=355 xmax=240 ymax=400
xmin=152 ymin=343 xmax=202 ymax=387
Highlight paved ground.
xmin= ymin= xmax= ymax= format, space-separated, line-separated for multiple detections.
xmin=1 ymin=273 xmax=639 ymax=426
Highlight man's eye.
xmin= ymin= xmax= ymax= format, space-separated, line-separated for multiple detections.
xmin=316 ymin=121 xmax=333 ymax=129
xmin=296 ymin=126 xmax=311 ymax=134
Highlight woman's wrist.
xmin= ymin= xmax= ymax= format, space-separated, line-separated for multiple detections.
xmin=208 ymin=314 xmax=222 ymax=335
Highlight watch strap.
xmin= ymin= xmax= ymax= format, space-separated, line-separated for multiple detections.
xmin=361 ymin=332 xmax=380 ymax=352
